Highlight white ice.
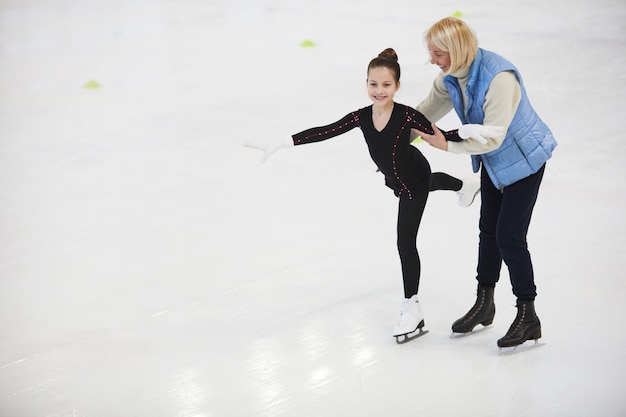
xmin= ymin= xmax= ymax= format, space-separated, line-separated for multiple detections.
xmin=1 ymin=0 xmax=625 ymax=416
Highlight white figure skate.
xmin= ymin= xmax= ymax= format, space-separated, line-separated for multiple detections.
xmin=457 ymin=176 xmax=481 ymax=207
xmin=392 ymin=295 xmax=428 ymax=344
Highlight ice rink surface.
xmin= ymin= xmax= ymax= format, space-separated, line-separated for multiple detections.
xmin=1 ymin=0 xmax=625 ymax=416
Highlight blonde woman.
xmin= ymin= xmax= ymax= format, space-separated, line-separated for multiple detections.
xmin=414 ymin=17 xmax=557 ymax=348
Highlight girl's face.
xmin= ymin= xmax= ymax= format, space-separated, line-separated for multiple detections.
xmin=427 ymin=41 xmax=451 ymax=73
xmin=367 ymin=66 xmax=399 ymax=107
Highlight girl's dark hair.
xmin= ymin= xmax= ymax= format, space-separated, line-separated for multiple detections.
xmin=367 ymin=48 xmax=401 ymax=83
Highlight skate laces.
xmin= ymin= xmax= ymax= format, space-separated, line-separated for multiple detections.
xmin=398 ymin=298 xmax=417 ymax=325
xmin=506 ymin=303 xmax=527 ymax=336
xmin=457 ymin=188 xmax=473 ymax=205
xmin=465 ymin=296 xmax=485 ymax=321
xmin=457 ymin=178 xmax=480 ymax=207
xmin=457 ymin=189 xmax=470 ymax=206
xmin=396 ymin=298 xmax=415 ymax=325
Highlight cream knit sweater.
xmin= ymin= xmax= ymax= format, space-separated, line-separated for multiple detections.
xmin=416 ymin=68 xmax=520 ymax=154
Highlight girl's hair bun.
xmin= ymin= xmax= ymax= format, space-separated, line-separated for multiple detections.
xmin=378 ymin=48 xmax=398 ymax=62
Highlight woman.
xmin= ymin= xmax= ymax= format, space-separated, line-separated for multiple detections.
xmin=245 ymin=48 xmax=495 ymax=343
xmin=413 ymin=17 xmax=557 ymax=348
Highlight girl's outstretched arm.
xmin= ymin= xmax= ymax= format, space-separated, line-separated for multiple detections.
xmin=292 ymin=110 xmax=362 ymax=145
xmin=244 ymin=136 xmax=294 ymax=163
xmin=244 ymin=110 xmax=362 ymax=162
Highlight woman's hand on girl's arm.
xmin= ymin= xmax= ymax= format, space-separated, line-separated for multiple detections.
xmin=412 ymin=123 xmax=448 ymax=151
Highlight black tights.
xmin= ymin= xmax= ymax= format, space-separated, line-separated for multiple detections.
xmin=397 ymin=172 xmax=462 ymax=298
xmin=430 ymin=172 xmax=462 ymax=192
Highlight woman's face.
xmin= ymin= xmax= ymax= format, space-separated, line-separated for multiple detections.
xmin=427 ymin=41 xmax=451 ymax=73
xmin=366 ymin=66 xmax=399 ymax=107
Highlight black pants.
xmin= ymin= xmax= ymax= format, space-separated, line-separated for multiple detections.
xmin=397 ymin=173 xmax=461 ymax=298
xmin=476 ymin=164 xmax=545 ymax=300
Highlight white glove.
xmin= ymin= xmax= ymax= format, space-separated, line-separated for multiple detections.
xmin=458 ymin=124 xmax=504 ymax=144
xmin=244 ymin=136 xmax=294 ymax=163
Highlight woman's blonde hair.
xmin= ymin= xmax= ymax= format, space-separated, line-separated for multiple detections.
xmin=424 ymin=17 xmax=478 ymax=74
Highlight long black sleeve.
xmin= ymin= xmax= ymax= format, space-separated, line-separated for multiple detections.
xmin=292 ymin=110 xmax=363 ymax=145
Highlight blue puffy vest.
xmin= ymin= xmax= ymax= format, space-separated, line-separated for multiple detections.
xmin=443 ymin=48 xmax=557 ymax=189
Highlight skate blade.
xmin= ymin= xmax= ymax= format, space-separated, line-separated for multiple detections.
xmin=395 ymin=328 xmax=428 ymax=344
xmin=497 ymin=339 xmax=545 ymax=356
xmin=449 ymin=325 xmax=491 ymax=339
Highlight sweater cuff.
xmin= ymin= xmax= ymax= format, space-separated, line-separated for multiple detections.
xmin=447 ymin=141 xmax=463 ymax=154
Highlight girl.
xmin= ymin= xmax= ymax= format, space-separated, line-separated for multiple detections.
xmin=245 ymin=48 xmax=500 ymax=342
